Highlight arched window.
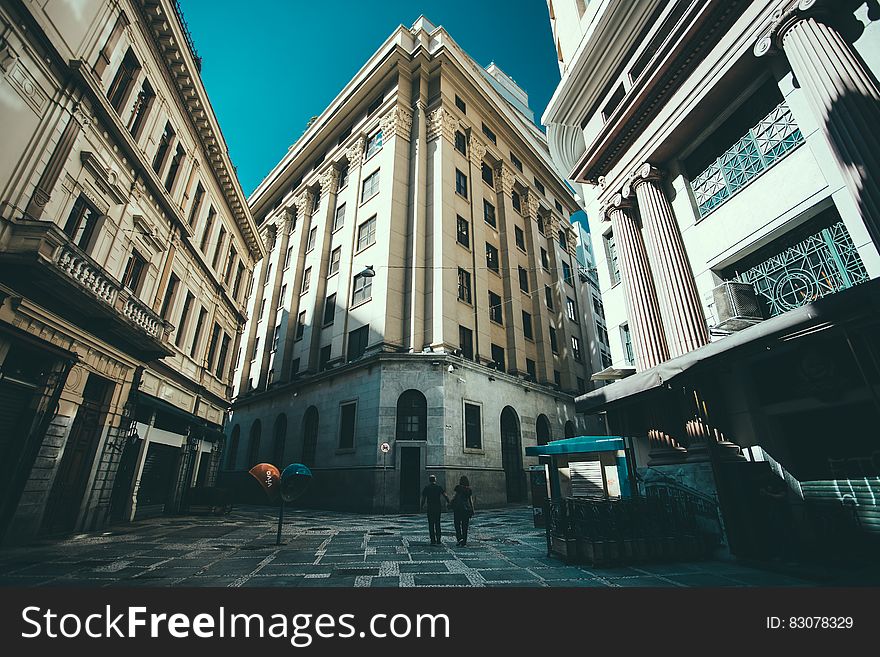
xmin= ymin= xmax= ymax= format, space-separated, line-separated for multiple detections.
xmin=536 ymin=414 xmax=552 ymax=446
xmin=500 ymin=406 xmax=524 ymax=503
xmin=226 ymin=425 xmax=240 ymax=470
xmin=272 ymin=413 xmax=287 ymax=467
xmin=564 ymin=420 xmax=576 ymax=439
xmin=247 ymin=419 xmax=262 ymax=467
xmin=396 ymin=390 xmax=427 ymax=441
xmin=301 ymin=406 xmax=319 ymax=467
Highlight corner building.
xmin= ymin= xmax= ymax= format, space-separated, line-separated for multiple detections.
xmin=226 ymin=17 xmax=602 ymax=512
xmin=0 ymin=0 xmax=262 ymax=543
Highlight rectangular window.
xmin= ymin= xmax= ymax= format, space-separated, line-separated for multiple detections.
xmin=455 ymin=95 xmax=467 ymax=113
xmin=338 ymin=402 xmax=357 ymax=449
xmin=456 ymin=215 xmax=470 ymax=248
xmin=189 ymin=306 xmax=207 ymax=357
xmin=605 ymin=231 xmax=621 ymax=284
xmin=211 ymin=226 xmax=227 ymax=270
xmin=199 ymin=207 xmax=215 ymax=253
xmin=559 ymin=229 xmax=568 ymax=249
xmin=258 ymin=299 xmax=266 ymax=322
xmin=187 ymin=182 xmax=205 ymax=226
xmin=306 ymin=226 xmax=318 ymax=252
xmin=464 ymin=403 xmax=482 ymax=449
xmin=352 ymin=272 xmax=372 ymax=305
xmin=554 ymin=370 xmax=562 ymax=387
xmin=164 ymin=144 xmax=185 ymax=192
xmin=333 ymin=203 xmax=346 ymax=231
xmin=175 ymin=291 xmax=194 ymax=348
xmin=491 ymin=344 xmax=506 ymax=373
xmin=455 ymin=169 xmax=468 ymax=198
xmin=278 ymin=284 xmax=287 ymax=306
xmin=483 ymin=200 xmax=496 ymax=228
xmin=486 ymin=242 xmax=499 ymax=273
xmin=566 ymin=296 xmax=577 ymax=322
xmin=152 ymin=122 xmax=175 ymax=174
xmin=534 ymin=178 xmax=545 ymax=195
xmin=518 ymin=266 xmax=529 ymax=293
xmin=272 ymin=324 xmax=281 ymax=352
xmin=459 ymin=326 xmax=473 ymax=360
xmin=329 ymin=246 xmax=341 ymax=276
xmin=347 ymin=325 xmax=369 ymax=361
xmin=510 ymin=152 xmax=523 ymax=172
xmin=526 ymin=358 xmax=537 ymax=380
xmin=365 ymin=130 xmax=383 ymax=159
xmin=541 ymin=247 xmax=549 ymax=269
xmin=264 ymin=263 xmax=273 ymax=287
xmin=312 ymin=192 xmax=321 ymax=216
xmin=319 ymin=345 xmax=332 ymax=371
xmin=549 ymin=326 xmax=559 ymax=353
xmin=301 ymin=267 xmax=311 ymax=294
xmin=216 ymin=333 xmax=231 ymax=379
xmin=63 ymin=195 xmax=101 ymax=252
xmin=571 ymin=335 xmax=582 ymax=360
xmin=592 ymin=295 xmax=604 ymax=317
xmin=284 ymin=245 xmax=294 ymax=269
xmin=455 ymin=130 xmax=467 ymax=154
xmin=206 ymin=323 xmax=221 ymax=369
xmin=489 ymin=291 xmax=503 ymax=324
xmin=323 ymin=293 xmax=336 ymax=325
xmin=361 ymin=170 xmax=380 ymax=202
xmin=224 ymin=247 xmax=237 ymax=285
xmin=159 ymin=273 xmax=179 ymax=320
xmin=545 ymin=285 xmax=554 ymax=310
xmin=107 ymin=48 xmax=140 ymax=111
xmin=621 ymin=323 xmax=634 ymax=365
xmin=562 ymin=261 xmax=573 ymax=285
xmin=252 ymin=337 xmax=260 ymax=360
xmin=511 ymin=191 xmax=522 ymax=213
xmin=122 ymin=249 xmax=147 ymax=294
xmin=457 ymin=268 xmax=472 ymax=304
xmin=537 ymin=215 xmax=545 ymax=235
xmin=338 ymin=164 xmax=349 ymax=190
xmin=290 ymin=357 xmax=300 ymax=376
xmin=481 ymin=123 xmax=496 ymax=144
xmin=555 ymin=200 xmax=564 ymax=213
xmin=522 ymin=310 xmax=533 ymax=340
xmin=514 ymin=225 xmax=526 ymax=251
xmin=597 ymin=323 xmax=609 ymax=347
xmin=481 ymin=162 xmax=494 ymax=187
xmin=357 ymin=216 xmax=377 ymax=250
xmin=295 ymin=311 xmax=306 ymax=341
xmin=128 ymin=79 xmax=155 ymax=139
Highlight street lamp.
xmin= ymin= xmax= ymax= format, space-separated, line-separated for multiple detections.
xmin=359 ymin=265 xmax=375 ymax=278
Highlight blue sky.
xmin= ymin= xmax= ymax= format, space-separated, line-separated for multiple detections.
xmin=178 ymin=0 xmax=559 ymax=196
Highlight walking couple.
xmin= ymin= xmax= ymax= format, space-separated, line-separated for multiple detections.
xmin=420 ymin=474 xmax=475 ymax=546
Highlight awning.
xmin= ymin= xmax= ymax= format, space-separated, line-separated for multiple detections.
xmin=576 ymin=278 xmax=880 ymax=414
xmin=526 ymin=436 xmax=625 ymax=457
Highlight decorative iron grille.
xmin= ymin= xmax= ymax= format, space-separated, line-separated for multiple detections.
xmin=735 ymin=220 xmax=868 ymax=318
xmin=691 ymin=101 xmax=804 ymax=217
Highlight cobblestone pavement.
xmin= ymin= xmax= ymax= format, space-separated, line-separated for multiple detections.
xmin=0 ymin=506 xmax=817 ymax=587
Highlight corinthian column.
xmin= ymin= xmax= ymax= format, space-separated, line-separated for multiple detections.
xmin=755 ymin=0 xmax=880 ymax=251
xmin=602 ymin=194 xmax=669 ymax=370
xmin=629 ymin=164 xmax=708 ymax=358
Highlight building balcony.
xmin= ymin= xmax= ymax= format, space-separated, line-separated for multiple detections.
xmin=690 ymin=100 xmax=804 ymax=218
xmin=0 ymin=218 xmax=173 ymax=360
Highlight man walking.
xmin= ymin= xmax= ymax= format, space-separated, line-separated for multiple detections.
xmin=420 ymin=474 xmax=449 ymax=545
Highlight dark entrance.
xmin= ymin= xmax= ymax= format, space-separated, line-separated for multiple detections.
xmin=136 ymin=442 xmax=180 ymax=517
xmin=108 ymin=431 xmax=140 ymax=522
xmin=399 ymin=446 xmax=421 ymax=513
xmin=42 ymin=373 xmax=113 ymax=535
xmin=501 ymin=406 xmax=525 ymax=503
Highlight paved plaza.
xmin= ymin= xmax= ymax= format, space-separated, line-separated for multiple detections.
xmin=0 ymin=506 xmax=822 ymax=587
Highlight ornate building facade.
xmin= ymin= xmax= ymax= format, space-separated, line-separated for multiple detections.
xmin=225 ymin=17 xmax=603 ymax=511
xmin=543 ymin=0 xmax=880 ymax=558
xmin=0 ymin=0 xmax=262 ymax=543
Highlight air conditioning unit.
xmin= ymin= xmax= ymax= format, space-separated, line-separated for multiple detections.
xmin=712 ymin=281 xmax=763 ymax=332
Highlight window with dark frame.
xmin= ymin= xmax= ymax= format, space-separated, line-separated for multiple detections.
xmin=554 ymin=370 xmax=562 ymax=386
xmin=63 ymin=195 xmax=101 ymax=252
xmin=534 ymin=178 xmax=545 ymax=195
xmin=522 ymin=310 xmax=533 ymax=340
xmin=464 ymin=402 xmax=482 ymax=449
xmin=159 ymin=273 xmax=179 ymax=320
xmin=455 ymin=169 xmax=468 ymax=198
xmin=562 ymin=261 xmax=573 ymax=285
xmin=541 ymin=247 xmax=549 ymax=269
xmin=526 ymin=359 xmax=537 ymax=380
xmin=324 ymin=293 xmax=336 ymax=325
xmin=164 ymin=144 xmax=185 ymax=191
xmin=128 ymin=79 xmax=154 ymax=139
xmin=333 ymin=203 xmax=346 ymax=232
xmin=457 ymin=268 xmax=472 ymax=304
xmin=295 ymin=311 xmax=306 ymax=340
xmin=566 ymin=296 xmax=577 ymax=321
xmin=347 ymin=325 xmax=369 ymax=361
xmin=571 ymin=335 xmax=582 ymax=360
xmin=486 ymin=242 xmax=499 ymax=273
xmin=511 ymin=152 xmax=523 ymax=171
xmin=121 ymin=249 xmax=147 ymax=294
xmin=175 ymin=291 xmax=194 ymax=348
xmin=338 ymin=402 xmax=357 ymax=449
xmin=483 ymin=200 xmax=496 ymax=227
xmin=319 ymin=345 xmax=331 ymax=371
xmin=188 ymin=182 xmax=205 ymax=226
xmin=456 ymin=215 xmax=470 ymax=248
xmin=365 ymin=130 xmax=383 ymax=159
xmin=481 ymin=162 xmax=494 ymax=186
xmin=514 ymin=225 xmax=526 ymax=251
xmin=455 ymin=130 xmax=467 ymax=155
xmin=545 ymin=285 xmax=554 ymax=310
xmin=511 ymin=190 xmax=522 ymax=212
xmin=352 ymin=272 xmax=372 ymax=305
xmin=490 ymin=344 xmax=506 ymax=372
xmin=211 ymin=226 xmax=226 ymax=270
xmin=481 ymin=123 xmax=496 ymax=144
xmin=455 ymin=95 xmax=467 ymax=113
xmin=489 ymin=291 xmax=503 ymax=324
xmin=107 ymin=48 xmax=140 ymax=111
xmin=199 ymin=207 xmax=215 ymax=252
xmin=329 ymin=247 xmax=341 ymax=276
xmin=459 ymin=326 xmax=473 ymax=360
xmin=306 ymin=227 xmax=318 ymax=252
xmin=518 ymin=266 xmax=529 ymax=293
xmin=357 ymin=216 xmax=377 ymax=250
xmin=301 ymin=267 xmax=311 ymax=294
xmin=361 ymin=170 xmax=380 ymax=202
xmin=549 ymin=326 xmax=559 ymax=353
xmin=152 ymin=122 xmax=175 ymax=174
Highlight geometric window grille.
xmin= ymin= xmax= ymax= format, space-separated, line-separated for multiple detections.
xmin=735 ymin=220 xmax=868 ymax=318
xmin=691 ymin=100 xmax=804 ymax=217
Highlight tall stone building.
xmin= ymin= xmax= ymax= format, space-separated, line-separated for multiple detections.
xmin=0 ymin=0 xmax=262 ymax=543
xmin=226 ymin=17 xmax=603 ymax=512
xmin=543 ymin=0 xmax=880 ymax=557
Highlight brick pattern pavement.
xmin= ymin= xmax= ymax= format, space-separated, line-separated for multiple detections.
xmin=0 ymin=507 xmax=814 ymax=587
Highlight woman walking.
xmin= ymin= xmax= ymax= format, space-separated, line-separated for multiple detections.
xmin=451 ymin=476 xmax=475 ymax=546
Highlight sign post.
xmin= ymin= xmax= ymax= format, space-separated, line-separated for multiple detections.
xmin=380 ymin=442 xmax=391 ymax=514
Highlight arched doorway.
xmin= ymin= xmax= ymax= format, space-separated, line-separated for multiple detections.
xmin=536 ymin=414 xmax=552 ymax=446
xmin=272 ymin=414 xmax=287 ymax=467
xmin=500 ymin=406 xmax=524 ymax=503
xmin=301 ymin=406 xmax=319 ymax=467
xmin=564 ymin=420 xmax=576 ymax=439
xmin=227 ymin=425 xmax=240 ymax=470
xmin=247 ymin=419 xmax=261 ymax=467
xmin=396 ymin=389 xmax=427 ymax=441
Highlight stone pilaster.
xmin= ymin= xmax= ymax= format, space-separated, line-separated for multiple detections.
xmin=628 ymin=164 xmax=708 ymax=358
xmin=601 ymin=194 xmax=669 ymax=371
xmin=755 ymin=0 xmax=880 ymax=252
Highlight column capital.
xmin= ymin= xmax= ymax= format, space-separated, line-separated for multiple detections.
xmin=598 ymin=191 xmax=633 ymax=222
xmin=754 ymin=0 xmax=832 ymax=57
xmin=345 ymin=137 xmax=365 ymax=165
xmin=319 ymin=166 xmax=340 ymax=196
xmin=525 ymin=189 xmax=541 ymax=219
xmin=468 ymin=134 xmax=487 ymax=167
xmin=494 ymin=163 xmax=517 ymax=195
xmin=379 ymin=105 xmax=414 ymax=141
xmin=293 ymin=190 xmax=313 ymax=217
xmin=426 ymin=107 xmax=457 ymax=142
xmin=627 ymin=162 xmax=664 ymax=192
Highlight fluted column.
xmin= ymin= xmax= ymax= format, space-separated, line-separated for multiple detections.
xmin=755 ymin=0 xmax=880 ymax=251
xmin=629 ymin=164 xmax=708 ymax=358
xmin=602 ymin=194 xmax=669 ymax=370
